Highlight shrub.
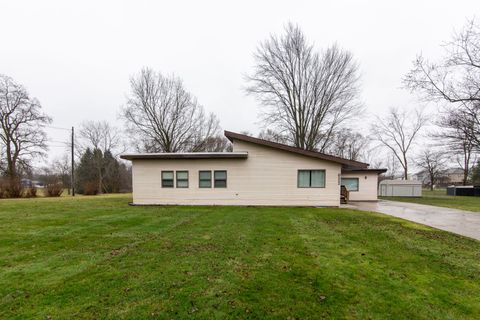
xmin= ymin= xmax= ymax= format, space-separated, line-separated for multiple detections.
xmin=45 ymin=182 xmax=63 ymax=197
xmin=24 ymin=186 xmax=38 ymax=198
xmin=2 ymin=178 xmax=24 ymax=198
xmin=0 ymin=181 xmax=5 ymax=198
xmin=83 ymin=182 xmax=99 ymax=195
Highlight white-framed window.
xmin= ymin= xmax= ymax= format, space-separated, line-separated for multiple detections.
xmin=214 ymin=170 xmax=227 ymax=188
xmin=298 ymin=170 xmax=325 ymax=188
xmin=161 ymin=171 xmax=174 ymax=188
xmin=176 ymin=171 xmax=189 ymax=188
xmin=341 ymin=177 xmax=359 ymax=192
xmin=199 ymin=170 xmax=212 ymax=188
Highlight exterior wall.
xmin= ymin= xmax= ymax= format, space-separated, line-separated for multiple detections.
xmin=447 ymin=173 xmax=464 ymax=185
xmin=340 ymin=172 xmax=379 ymax=201
xmin=132 ymin=140 xmax=342 ymax=206
xmin=379 ymin=183 xmax=422 ymax=197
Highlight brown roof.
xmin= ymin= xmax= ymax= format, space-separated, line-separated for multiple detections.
xmin=224 ymin=130 xmax=370 ymax=169
xmin=342 ymin=168 xmax=387 ymax=174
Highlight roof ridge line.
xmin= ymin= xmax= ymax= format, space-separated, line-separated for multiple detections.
xmin=224 ymin=130 xmax=370 ymax=169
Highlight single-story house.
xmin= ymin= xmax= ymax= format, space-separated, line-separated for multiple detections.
xmin=121 ymin=131 xmax=387 ymax=206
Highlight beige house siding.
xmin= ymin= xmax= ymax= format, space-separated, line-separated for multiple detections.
xmin=340 ymin=172 xmax=379 ymax=201
xmin=132 ymin=140 xmax=342 ymax=206
xmin=447 ymin=173 xmax=464 ymax=185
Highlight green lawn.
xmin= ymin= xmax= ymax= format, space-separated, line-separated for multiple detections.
xmin=1 ymin=195 xmax=480 ymax=319
xmin=381 ymin=189 xmax=480 ymax=212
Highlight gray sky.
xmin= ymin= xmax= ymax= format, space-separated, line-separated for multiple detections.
xmin=1 ymin=0 xmax=479 ymax=161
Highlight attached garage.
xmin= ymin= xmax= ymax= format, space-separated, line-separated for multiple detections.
xmin=378 ymin=180 xmax=422 ymax=197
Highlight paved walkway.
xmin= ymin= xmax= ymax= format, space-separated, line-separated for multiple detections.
xmin=345 ymin=200 xmax=480 ymax=241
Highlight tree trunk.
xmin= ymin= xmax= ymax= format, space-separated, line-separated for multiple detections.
xmin=5 ymin=142 xmax=17 ymax=179
xmin=98 ymin=166 xmax=103 ymax=194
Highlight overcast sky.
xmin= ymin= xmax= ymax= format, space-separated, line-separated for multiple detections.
xmin=1 ymin=0 xmax=479 ymax=160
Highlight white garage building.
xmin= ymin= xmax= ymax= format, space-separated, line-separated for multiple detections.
xmin=378 ymin=180 xmax=422 ymax=197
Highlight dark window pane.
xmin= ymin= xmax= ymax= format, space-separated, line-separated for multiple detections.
xmin=177 ymin=171 xmax=188 ymax=180
xmin=199 ymin=180 xmax=211 ymax=188
xmin=214 ymin=180 xmax=226 ymax=188
xmin=177 ymin=180 xmax=188 ymax=188
xmin=162 ymin=180 xmax=173 ymax=188
xmin=298 ymin=170 xmax=310 ymax=187
xmin=311 ymin=170 xmax=325 ymax=188
xmin=199 ymin=171 xmax=211 ymax=180
xmin=214 ymin=171 xmax=227 ymax=180
xmin=162 ymin=171 xmax=174 ymax=180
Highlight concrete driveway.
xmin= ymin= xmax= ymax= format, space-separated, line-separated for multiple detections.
xmin=345 ymin=200 xmax=480 ymax=241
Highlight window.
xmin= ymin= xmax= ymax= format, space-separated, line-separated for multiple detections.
xmin=214 ymin=170 xmax=227 ymax=188
xmin=176 ymin=171 xmax=189 ymax=188
xmin=199 ymin=171 xmax=212 ymax=188
xmin=161 ymin=171 xmax=174 ymax=188
xmin=341 ymin=178 xmax=359 ymax=192
xmin=298 ymin=170 xmax=325 ymax=188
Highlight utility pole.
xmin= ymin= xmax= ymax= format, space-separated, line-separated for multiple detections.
xmin=71 ymin=126 xmax=75 ymax=196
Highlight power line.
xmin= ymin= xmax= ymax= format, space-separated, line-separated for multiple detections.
xmin=43 ymin=125 xmax=71 ymax=131
xmin=39 ymin=124 xmax=76 ymax=196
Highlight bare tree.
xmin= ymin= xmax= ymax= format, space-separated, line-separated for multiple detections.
xmin=404 ymin=19 xmax=480 ymax=149
xmin=370 ymin=107 xmax=427 ymax=180
xmin=0 ymin=74 xmax=51 ymax=183
xmin=40 ymin=157 xmax=71 ymax=197
xmin=404 ymin=19 xmax=480 ymax=104
xmin=435 ymin=109 xmax=477 ymax=185
xmin=464 ymin=103 xmax=480 ymax=149
xmin=362 ymin=146 xmax=398 ymax=180
xmin=246 ymin=23 xmax=362 ymax=151
xmin=200 ymin=135 xmax=232 ymax=152
xmin=78 ymin=120 xmax=124 ymax=156
xmin=122 ymin=68 xmax=221 ymax=152
xmin=365 ymin=150 xmax=398 ymax=181
xmin=258 ymin=129 xmax=289 ymax=145
xmin=362 ymin=146 xmax=386 ymax=169
xmin=326 ymin=129 xmax=370 ymax=161
xmin=415 ymin=149 xmax=446 ymax=190
xmin=0 ymin=143 xmax=5 ymax=174
xmin=384 ymin=152 xmax=400 ymax=180
xmin=52 ymin=154 xmax=72 ymax=194
xmin=78 ymin=121 xmax=128 ymax=194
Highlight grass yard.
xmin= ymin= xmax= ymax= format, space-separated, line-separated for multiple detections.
xmin=381 ymin=189 xmax=480 ymax=212
xmin=1 ymin=195 xmax=480 ymax=319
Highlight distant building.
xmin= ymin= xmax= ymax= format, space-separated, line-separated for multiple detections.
xmin=20 ymin=178 xmax=32 ymax=188
xmin=20 ymin=179 xmax=44 ymax=188
xmin=413 ymin=167 xmax=465 ymax=187
xmin=442 ymin=168 xmax=465 ymax=185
